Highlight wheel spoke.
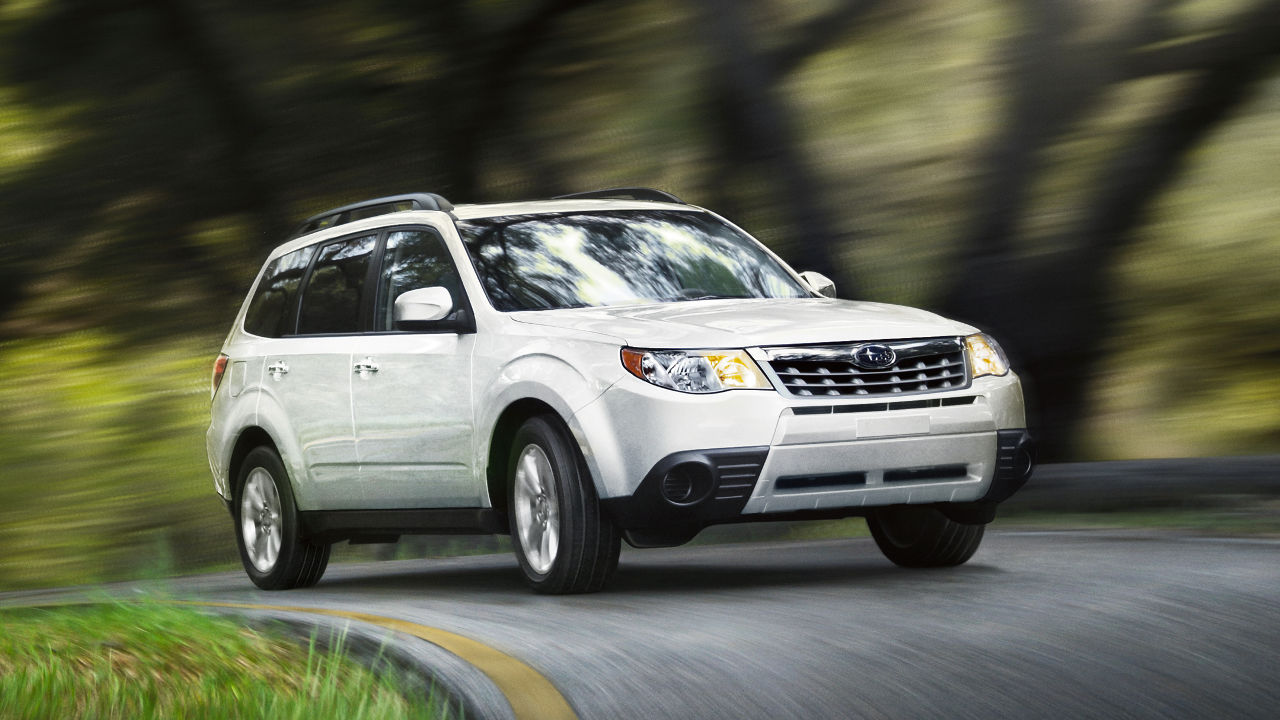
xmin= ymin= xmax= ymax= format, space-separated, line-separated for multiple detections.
xmin=262 ymin=478 xmax=279 ymax=509
xmin=241 ymin=467 xmax=284 ymax=573
xmin=521 ymin=452 xmax=542 ymax=493
xmin=243 ymin=481 xmax=262 ymax=509
xmin=521 ymin=514 xmax=538 ymax=550
xmin=253 ymin=529 xmax=268 ymax=563
xmin=513 ymin=443 xmax=559 ymax=575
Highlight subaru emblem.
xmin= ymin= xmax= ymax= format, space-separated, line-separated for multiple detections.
xmin=852 ymin=344 xmax=896 ymax=370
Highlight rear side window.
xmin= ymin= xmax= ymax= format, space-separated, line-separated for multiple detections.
xmin=297 ymin=235 xmax=376 ymax=335
xmin=375 ymin=229 xmax=463 ymax=331
xmin=243 ymin=246 xmax=316 ymax=338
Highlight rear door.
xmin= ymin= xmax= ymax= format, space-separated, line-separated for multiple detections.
xmin=349 ymin=225 xmax=478 ymax=507
xmin=279 ymin=232 xmax=378 ymax=508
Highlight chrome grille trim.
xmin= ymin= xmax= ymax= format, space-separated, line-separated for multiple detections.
xmin=762 ymin=337 xmax=970 ymax=398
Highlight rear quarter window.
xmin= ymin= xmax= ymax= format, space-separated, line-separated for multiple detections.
xmin=243 ymin=246 xmax=317 ymax=338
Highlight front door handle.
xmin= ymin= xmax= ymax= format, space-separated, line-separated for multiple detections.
xmin=267 ymin=361 xmax=289 ymax=377
xmin=353 ymin=357 xmax=380 ymax=375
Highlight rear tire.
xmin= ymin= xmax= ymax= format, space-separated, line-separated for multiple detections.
xmin=508 ymin=416 xmax=620 ymax=594
xmin=867 ymin=505 xmax=984 ymax=568
xmin=232 ymin=447 xmax=330 ymax=590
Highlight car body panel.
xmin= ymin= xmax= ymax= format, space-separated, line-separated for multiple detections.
xmin=509 ymin=297 xmax=975 ymax=349
xmin=348 ymin=332 xmax=478 ymax=508
xmin=208 ymin=197 xmax=1032 ymax=542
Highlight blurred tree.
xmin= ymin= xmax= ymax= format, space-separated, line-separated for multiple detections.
xmin=940 ymin=0 xmax=1280 ymax=457
xmin=0 ymin=0 xmax=1276 ymax=454
xmin=2 ymin=0 xmax=1279 ymax=587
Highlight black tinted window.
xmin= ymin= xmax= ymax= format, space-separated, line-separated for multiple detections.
xmin=243 ymin=246 xmax=317 ymax=337
xmin=297 ymin=235 xmax=375 ymax=334
xmin=457 ymin=210 xmax=809 ymax=311
xmin=375 ymin=229 xmax=463 ymax=331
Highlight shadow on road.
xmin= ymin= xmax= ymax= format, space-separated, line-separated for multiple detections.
xmin=306 ymin=544 xmax=1007 ymax=597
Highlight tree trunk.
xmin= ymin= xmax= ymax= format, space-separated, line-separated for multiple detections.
xmin=695 ymin=0 xmax=845 ymax=287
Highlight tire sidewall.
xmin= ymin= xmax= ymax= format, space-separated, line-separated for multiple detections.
xmin=232 ymin=446 xmax=303 ymax=589
xmin=868 ymin=505 xmax=984 ymax=568
xmin=507 ymin=417 xmax=580 ymax=591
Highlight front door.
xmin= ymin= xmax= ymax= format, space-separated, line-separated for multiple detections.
xmin=350 ymin=226 xmax=477 ymax=507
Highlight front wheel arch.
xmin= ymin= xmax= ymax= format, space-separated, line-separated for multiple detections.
xmin=485 ymin=398 xmax=565 ymax=522
xmin=506 ymin=414 xmax=620 ymax=594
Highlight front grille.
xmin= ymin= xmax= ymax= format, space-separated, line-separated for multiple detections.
xmin=763 ymin=337 xmax=969 ymax=398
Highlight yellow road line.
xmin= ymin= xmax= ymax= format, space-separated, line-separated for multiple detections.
xmin=186 ymin=601 xmax=578 ymax=720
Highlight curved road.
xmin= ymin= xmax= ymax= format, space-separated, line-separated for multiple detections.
xmin=6 ymin=530 xmax=1279 ymax=719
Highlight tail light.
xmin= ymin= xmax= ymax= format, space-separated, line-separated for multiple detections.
xmin=211 ymin=354 xmax=229 ymax=399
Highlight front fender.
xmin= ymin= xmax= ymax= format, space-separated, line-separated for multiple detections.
xmin=473 ymin=337 xmax=624 ymax=501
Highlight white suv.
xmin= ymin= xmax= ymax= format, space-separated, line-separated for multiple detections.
xmin=207 ymin=188 xmax=1034 ymax=594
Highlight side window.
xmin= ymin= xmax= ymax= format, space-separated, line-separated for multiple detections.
xmin=297 ymin=235 xmax=376 ymax=335
xmin=243 ymin=246 xmax=317 ymax=338
xmin=375 ymin=229 xmax=464 ymax=331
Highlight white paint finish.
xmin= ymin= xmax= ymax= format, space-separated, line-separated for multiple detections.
xmin=349 ymin=332 xmax=478 ymax=508
xmin=744 ymin=431 xmax=996 ymax=514
xmin=208 ymin=199 xmax=1032 ymax=534
xmin=257 ymin=340 xmax=358 ymax=509
xmin=509 ymin=296 xmax=975 ymax=349
xmin=856 ymin=414 xmax=931 ymax=438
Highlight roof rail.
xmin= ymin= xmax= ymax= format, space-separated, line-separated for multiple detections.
xmin=553 ymin=187 xmax=685 ymax=204
xmin=290 ymin=193 xmax=454 ymax=238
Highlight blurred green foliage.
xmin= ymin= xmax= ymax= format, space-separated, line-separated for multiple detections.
xmin=0 ymin=333 xmax=233 ymax=587
xmin=0 ymin=0 xmax=1277 ymax=588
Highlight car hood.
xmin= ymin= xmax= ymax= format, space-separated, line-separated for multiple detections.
xmin=508 ymin=298 xmax=977 ymax=348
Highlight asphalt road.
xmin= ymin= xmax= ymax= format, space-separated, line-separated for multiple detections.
xmin=6 ymin=530 xmax=1279 ymax=719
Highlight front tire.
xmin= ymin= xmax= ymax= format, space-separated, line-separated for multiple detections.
xmin=867 ymin=505 xmax=984 ymax=568
xmin=508 ymin=416 xmax=620 ymax=594
xmin=232 ymin=447 xmax=330 ymax=590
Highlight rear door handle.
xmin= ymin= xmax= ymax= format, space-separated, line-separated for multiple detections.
xmin=353 ymin=358 xmax=380 ymax=374
xmin=267 ymin=361 xmax=289 ymax=377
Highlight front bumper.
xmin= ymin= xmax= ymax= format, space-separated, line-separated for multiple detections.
xmin=602 ymin=429 xmax=1034 ymax=542
xmin=572 ymin=371 xmax=1032 ymax=538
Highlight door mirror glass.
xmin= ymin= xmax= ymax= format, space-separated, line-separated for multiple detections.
xmin=394 ymin=286 xmax=453 ymax=325
xmin=799 ymin=271 xmax=836 ymax=298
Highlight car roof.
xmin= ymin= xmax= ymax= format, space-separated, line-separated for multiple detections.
xmin=267 ymin=199 xmax=706 ymax=261
xmin=451 ymin=198 xmax=698 ymax=220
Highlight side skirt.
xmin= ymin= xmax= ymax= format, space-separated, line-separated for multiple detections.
xmin=299 ymin=508 xmax=506 ymax=544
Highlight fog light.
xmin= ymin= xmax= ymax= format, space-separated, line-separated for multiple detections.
xmin=660 ymin=463 xmax=713 ymax=505
xmin=1014 ymin=442 xmax=1035 ymax=481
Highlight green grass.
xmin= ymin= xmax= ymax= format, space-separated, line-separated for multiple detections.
xmin=0 ymin=602 xmax=451 ymax=720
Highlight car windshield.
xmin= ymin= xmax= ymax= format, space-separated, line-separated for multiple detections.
xmin=457 ymin=210 xmax=811 ymax=311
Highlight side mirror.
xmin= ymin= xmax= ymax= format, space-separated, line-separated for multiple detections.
xmin=799 ymin=271 xmax=836 ymax=299
xmin=394 ymin=286 xmax=453 ymax=325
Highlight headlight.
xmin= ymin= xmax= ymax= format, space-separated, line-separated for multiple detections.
xmin=621 ymin=348 xmax=772 ymax=393
xmin=964 ymin=333 xmax=1010 ymax=378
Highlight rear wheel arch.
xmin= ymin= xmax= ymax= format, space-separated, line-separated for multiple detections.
xmin=228 ymin=427 xmax=281 ymax=501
